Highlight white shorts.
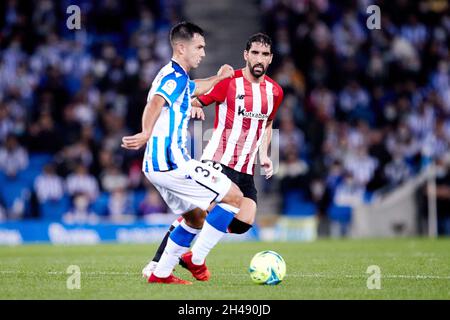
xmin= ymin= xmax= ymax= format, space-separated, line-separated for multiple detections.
xmin=144 ymin=159 xmax=232 ymax=214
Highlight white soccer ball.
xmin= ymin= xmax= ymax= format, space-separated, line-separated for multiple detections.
xmin=248 ymin=250 xmax=286 ymax=285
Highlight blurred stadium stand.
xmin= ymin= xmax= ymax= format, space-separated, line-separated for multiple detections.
xmin=0 ymin=0 xmax=449 ymax=243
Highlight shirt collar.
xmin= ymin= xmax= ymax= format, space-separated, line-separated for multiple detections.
xmin=171 ymin=58 xmax=188 ymax=75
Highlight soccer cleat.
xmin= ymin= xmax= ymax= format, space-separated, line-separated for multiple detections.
xmin=142 ymin=261 xmax=158 ymax=279
xmin=180 ymin=251 xmax=210 ymax=281
xmin=147 ymin=273 xmax=192 ymax=285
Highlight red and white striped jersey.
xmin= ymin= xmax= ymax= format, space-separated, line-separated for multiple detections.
xmin=197 ymin=69 xmax=284 ymax=175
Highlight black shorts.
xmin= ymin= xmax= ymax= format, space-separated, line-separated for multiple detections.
xmin=202 ymin=160 xmax=257 ymax=204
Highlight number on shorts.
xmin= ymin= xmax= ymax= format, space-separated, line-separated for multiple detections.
xmin=195 ymin=166 xmax=210 ymax=178
xmin=204 ymin=161 xmax=223 ymax=172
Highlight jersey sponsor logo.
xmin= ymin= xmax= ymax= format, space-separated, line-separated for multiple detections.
xmin=236 ymin=94 xmax=245 ymax=100
xmin=161 ymin=79 xmax=177 ymax=95
xmin=237 ymin=106 xmax=269 ymax=119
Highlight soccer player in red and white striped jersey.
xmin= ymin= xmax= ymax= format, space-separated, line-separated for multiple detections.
xmin=142 ymin=33 xmax=284 ymax=280
xmin=197 ymin=65 xmax=283 ymax=175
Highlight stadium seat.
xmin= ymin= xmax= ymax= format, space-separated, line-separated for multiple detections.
xmin=364 ymin=191 xmax=374 ymax=203
xmin=0 ymin=178 xmax=31 ymax=216
xmin=0 ymin=171 xmax=6 ymax=186
xmin=40 ymin=195 xmax=71 ymax=221
xmin=17 ymin=167 xmax=42 ymax=188
xmin=28 ymin=153 xmax=53 ymax=170
xmin=132 ymin=190 xmax=147 ymax=215
xmin=283 ymin=191 xmax=317 ymax=216
xmin=91 ymin=192 xmax=110 ymax=216
xmin=327 ymin=204 xmax=352 ymax=224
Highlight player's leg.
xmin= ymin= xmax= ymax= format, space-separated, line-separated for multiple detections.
xmin=181 ymin=182 xmax=243 ymax=279
xmin=145 ymin=159 xmax=243 ymax=281
xmin=146 ymin=208 xmax=205 ymax=270
xmin=146 ymin=161 xmax=234 ymax=283
xmin=142 ymin=170 xmax=206 ymax=284
xmin=149 ymin=198 xmax=254 ymax=277
xmin=228 ymin=197 xmax=256 ymax=233
xmin=227 ymin=172 xmax=258 ymax=233
xmin=150 ymin=207 xmax=205 ymax=283
xmin=142 ymin=216 xmax=183 ymax=278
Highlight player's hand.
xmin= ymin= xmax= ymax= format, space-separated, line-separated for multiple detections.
xmin=260 ymin=156 xmax=273 ymax=180
xmin=191 ymin=106 xmax=205 ymax=120
xmin=121 ymin=132 xmax=149 ymax=150
xmin=217 ymin=64 xmax=234 ymax=80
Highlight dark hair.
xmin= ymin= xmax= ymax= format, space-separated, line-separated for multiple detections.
xmin=246 ymin=33 xmax=272 ymax=52
xmin=170 ymin=21 xmax=204 ymax=44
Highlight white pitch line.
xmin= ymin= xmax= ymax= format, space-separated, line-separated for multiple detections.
xmin=286 ymin=274 xmax=450 ymax=280
xmin=0 ymin=271 xmax=140 ymax=276
xmin=1 ymin=271 xmax=449 ymax=280
xmin=47 ymin=271 xmax=141 ymax=275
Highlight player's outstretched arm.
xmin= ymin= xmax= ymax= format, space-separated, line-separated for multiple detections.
xmin=192 ymin=64 xmax=234 ymax=97
xmin=259 ymin=120 xmax=274 ymax=180
xmin=121 ymin=95 xmax=166 ymax=150
xmin=190 ymin=98 xmax=206 ymax=120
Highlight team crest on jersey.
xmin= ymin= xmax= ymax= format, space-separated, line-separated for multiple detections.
xmin=161 ymin=79 xmax=177 ymax=95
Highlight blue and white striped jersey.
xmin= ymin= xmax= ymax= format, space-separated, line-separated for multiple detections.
xmin=143 ymin=59 xmax=196 ymax=172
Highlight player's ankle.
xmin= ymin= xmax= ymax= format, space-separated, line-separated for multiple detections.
xmin=191 ymin=253 xmax=204 ymax=265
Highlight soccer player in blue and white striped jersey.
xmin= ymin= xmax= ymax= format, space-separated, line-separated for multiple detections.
xmin=122 ymin=22 xmax=244 ymax=284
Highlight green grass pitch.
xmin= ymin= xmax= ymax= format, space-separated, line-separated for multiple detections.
xmin=0 ymin=238 xmax=449 ymax=299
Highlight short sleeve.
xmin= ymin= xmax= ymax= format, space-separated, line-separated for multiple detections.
xmin=189 ymin=80 xmax=196 ymax=96
xmin=153 ymin=73 xmax=188 ymax=107
xmin=268 ymin=85 xmax=284 ymax=121
xmin=196 ymin=78 xmax=231 ymax=106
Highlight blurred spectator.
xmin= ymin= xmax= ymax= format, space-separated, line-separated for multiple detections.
xmin=128 ymin=159 xmax=145 ymax=190
xmin=34 ymin=163 xmax=64 ymax=203
xmin=107 ymin=188 xmax=135 ymax=223
xmin=325 ymin=160 xmax=344 ymax=193
xmin=338 ymin=81 xmax=371 ymax=122
xmin=0 ymin=0 xmax=181 ymax=223
xmin=279 ymin=116 xmax=304 ymax=159
xmin=277 ymin=147 xmax=309 ymax=195
xmin=139 ymin=188 xmax=167 ymax=216
xmin=100 ymin=164 xmax=128 ymax=193
xmin=384 ymin=152 xmax=412 ymax=188
xmin=273 ymin=57 xmax=305 ymax=96
xmin=332 ymin=11 xmax=366 ymax=58
xmin=26 ymin=110 xmax=62 ymax=153
xmin=63 ymin=193 xmax=99 ymax=225
xmin=344 ymin=147 xmax=378 ymax=187
xmin=433 ymin=157 xmax=450 ymax=236
xmin=0 ymin=204 xmax=5 ymax=222
xmin=330 ymin=172 xmax=365 ymax=237
xmin=309 ymin=84 xmax=335 ymax=121
xmin=258 ymin=0 xmax=450 ymax=238
xmin=401 ymin=15 xmax=427 ymax=50
xmin=65 ymin=164 xmax=99 ymax=203
xmin=0 ymin=134 xmax=28 ymax=177
xmin=0 ymin=0 xmax=449 ymax=235
xmin=0 ymin=103 xmax=14 ymax=142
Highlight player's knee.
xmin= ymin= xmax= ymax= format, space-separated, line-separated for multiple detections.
xmin=183 ymin=208 xmax=206 ymax=229
xmin=240 ymin=214 xmax=255 ymax=225
xmin=230 ymin=186 xmax=244 ymax=207
xmin=228 ymin=217 xmax=252 ymax=234
xmin=221 ymin=184 xmax=243 ymax=209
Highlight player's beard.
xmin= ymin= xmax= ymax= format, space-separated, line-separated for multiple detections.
xmin=248 ymin=62 xmax=266 ymax=78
